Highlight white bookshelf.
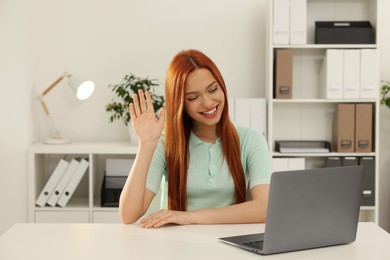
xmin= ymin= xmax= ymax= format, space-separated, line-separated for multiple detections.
xmin=28 ymin=142 xmax=145 ymax=223
xmin=266 ymin=0 xmax=380 ymax=223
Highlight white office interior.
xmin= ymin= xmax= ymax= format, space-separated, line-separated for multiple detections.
xmin=1 ymin=0 xmax=390 ymax=235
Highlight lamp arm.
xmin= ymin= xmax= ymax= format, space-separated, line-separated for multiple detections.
xmin=41 ymin=72 xmax=69 ymax=96
xmin=37 ymin=71 xmax=70 ymax=141
xmin=38 ymin=99 xmax=63 ymax=140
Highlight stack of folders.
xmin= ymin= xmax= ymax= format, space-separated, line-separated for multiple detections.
xmin=319 ymin=49 xmax=378 ymax=100
xmin=332 ymin=103 xmax=373 ymax=153
xmin=325 ymin=156 xmax=375 ymax=206
xmin=273 ymin=0 xmax=307 ymax=45
xmin=35 ymin=158 xmax=89 ymax=207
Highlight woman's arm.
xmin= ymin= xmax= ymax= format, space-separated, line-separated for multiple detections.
xmin=139 ymin=184 xmax=269 ymax=228
xmin=118 ymin=90 xmax=165 ymax=224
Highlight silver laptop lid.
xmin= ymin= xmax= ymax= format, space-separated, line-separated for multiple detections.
xmin=263 ymin=165 xmax=364 ymax=255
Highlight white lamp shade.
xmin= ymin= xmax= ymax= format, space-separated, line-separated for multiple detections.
xmin=67 ymin=73 xmax=95 ymax=100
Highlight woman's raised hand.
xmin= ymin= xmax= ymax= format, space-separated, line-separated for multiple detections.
xmin=129 ymin=89 xmax=165 ymax=145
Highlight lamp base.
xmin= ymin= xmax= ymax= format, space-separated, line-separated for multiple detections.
xmin=44 ymin=138 xmax=72 ymax=145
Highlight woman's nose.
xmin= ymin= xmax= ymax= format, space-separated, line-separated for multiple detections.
xmin=201 ymin=95 xmax=213 ymax=107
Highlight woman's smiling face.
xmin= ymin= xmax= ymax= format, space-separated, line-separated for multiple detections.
xmin=184 ymin=68 xmax=225 ymax=129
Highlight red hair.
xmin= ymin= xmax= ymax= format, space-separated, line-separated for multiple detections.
xmin=164 ymin=49 xmax=246 ymax=211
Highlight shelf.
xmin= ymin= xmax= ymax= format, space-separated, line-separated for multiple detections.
xmin=34 ymin=198 xmax=89 ymax=210
xmin=272 ymin=99 xmax=377 ymax=104
xmin=272 ymin=44 xmax=377 ymax=49
xmin=28 ymin=142 xmax=139 ymax=223
xmin=272 ymin=152 xmax=376 ymax=158
xmin=29 ymin=142 xmax=138 ymax=154
xmin=268 ymin=0 xmax=379 ymax=224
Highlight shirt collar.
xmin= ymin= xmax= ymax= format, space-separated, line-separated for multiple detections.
xmin=189 ymin=132 xmax=221 ymax=149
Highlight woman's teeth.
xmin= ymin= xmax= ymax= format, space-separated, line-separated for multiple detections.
xmin=202 ymin=107 xmax=217 ymax=115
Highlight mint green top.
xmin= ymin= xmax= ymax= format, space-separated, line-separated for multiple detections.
xmin=146 ymin=125 xmax=271 ymax=211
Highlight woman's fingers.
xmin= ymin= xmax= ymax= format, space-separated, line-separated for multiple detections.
xmin=145 ymin=91 xmax=154 ymax=113
xmin=132 ymin=93 xmax=141 ymax=117
xmin=129 ymin=103 xmax=136 ymax=120
xmin=138 ymin=89 xmax=148 ymax=113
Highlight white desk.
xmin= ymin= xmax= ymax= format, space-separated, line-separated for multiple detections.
xmin=0 ymin=222 xmax=389 ymax=259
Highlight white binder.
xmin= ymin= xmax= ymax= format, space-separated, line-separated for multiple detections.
xmin=343 ymin=50 xmax=360 ymax=99
xmin=35 ymin=159 xmax=69 ymax=207
xmin=287 ymin=158 xmax=305 ymax=171
xmin=319 ymin=49 xmax=343 ymax=99
xmin=273 ymin=0 xmax=290 ymax=44
xmin=46 ymin=159 xmax=79 ymax=207
xmin=234 ymin=98 xmax=267 ymax=136
xmin=290 ymin=0 xmax=307 ymax=44
xmin=57 ymin=159 xmax=89 ymax=207
xmin=272 ymin=158 xmax=305 ymax=173
xmin=228 ymin=98 xmax=235 ymax=122
xmin=360 ymin=49 xmax=378 ymax=99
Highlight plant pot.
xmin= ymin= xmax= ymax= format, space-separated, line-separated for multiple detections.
xmin=128 ymin=124 xmax=139 ymax=144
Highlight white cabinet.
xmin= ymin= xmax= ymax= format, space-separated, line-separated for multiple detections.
xmin=266 ymin=0 xmax=380 ymax=223
xmin=28 ymin=142 xmax=141 ymax=223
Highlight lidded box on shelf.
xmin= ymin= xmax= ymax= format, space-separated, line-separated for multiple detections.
xmin=315 ymin=21 xmax=374 ymax=44
xmin=101 ymin=159 xmax=134 ymax=207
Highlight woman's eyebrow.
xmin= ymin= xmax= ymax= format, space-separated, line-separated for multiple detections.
xmin=185 ymin=81 xmax=217 ymax=95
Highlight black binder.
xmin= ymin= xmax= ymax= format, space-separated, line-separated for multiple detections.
xmin=359 ymin=157 xmax=375 ymax=206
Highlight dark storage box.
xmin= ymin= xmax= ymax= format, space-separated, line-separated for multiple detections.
xmin=315 ymin=21 xmax=374 ymax=44
xmin=101 ymin=176 xmax=126 ymax=207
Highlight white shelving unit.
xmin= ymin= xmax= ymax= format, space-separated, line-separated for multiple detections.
xmin=266 ymin=0 xmax=379 ymax=223
xmin=28 ymin=142 xmax=152 ymax=223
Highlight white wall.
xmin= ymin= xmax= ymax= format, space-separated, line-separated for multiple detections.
xmin=34 ymin=0 xmax=267 ymax=142
xmin=0 ymin=0 xmax=389 ymax=234
xmin=0 ymin=0 xmax=36 ymax=234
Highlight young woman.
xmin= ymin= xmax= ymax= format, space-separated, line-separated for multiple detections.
xmin=119 ymin=49 xmax=271 ymax=228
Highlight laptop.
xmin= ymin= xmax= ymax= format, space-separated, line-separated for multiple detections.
xmin=219 ymin=165 xmax=364 ymax=255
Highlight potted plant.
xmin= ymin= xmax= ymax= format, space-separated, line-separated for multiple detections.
xmin=380 ymin=80 xmax=390 ymax=109
xmin=105 ymin=73 xmax=165 ymax=143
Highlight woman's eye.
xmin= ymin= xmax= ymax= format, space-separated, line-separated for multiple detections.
xmin=209 ymin=87 xmax=218 ymax=93
xmin=187 ymin=96 xmax=198 ymax=101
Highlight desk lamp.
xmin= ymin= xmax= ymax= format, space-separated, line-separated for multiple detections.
xmin=38 ymin=72 xmax=95 ymax=144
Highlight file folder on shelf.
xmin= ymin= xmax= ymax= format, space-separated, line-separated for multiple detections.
xmin=332 ymin=104 xmax=355 ymax=153
xmin=360 ymin=49 xmax=379 ymax=99
xmin=275 ymin=141 xmax=331 ymax=153
xmin=46 ymin=159 xmax=79 ymax=207
xmin=319 ymin=49 xmax=343 ymax=99
xmin=35 ymin=159 xmax=69 ymax=207
xmin=274 ymin=49 xmax=293 ymax=99
xmin=359 ymin=157 xmax=375 ymax=206
xmin=273 ymin=0 xmax=289 ymax=44
xmin=57 ymin=159 xmax=89 ymax=207
xmin=343 ymin=50 xmax=360 ymax=99
xmin=355 ymin=103 xmax=373 ymax=153
xmin=289 ymin=0 xmax=307 ymax=44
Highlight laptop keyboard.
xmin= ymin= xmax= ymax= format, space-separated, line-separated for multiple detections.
xmin=242 ymin=240 xmax=264 ymax=249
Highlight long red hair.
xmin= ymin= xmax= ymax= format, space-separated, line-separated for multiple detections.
xmin=164 ymin=49 xmax=246 ymax=211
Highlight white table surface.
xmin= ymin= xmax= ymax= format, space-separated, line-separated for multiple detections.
xmin=0 ymin=222 xmax=389 ymax=260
